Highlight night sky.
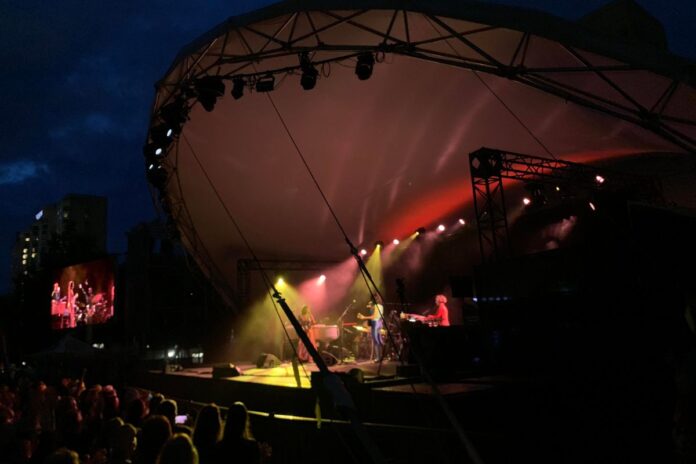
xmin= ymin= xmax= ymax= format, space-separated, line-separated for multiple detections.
xmin=1 ymin=0 xmax=694 ymax=292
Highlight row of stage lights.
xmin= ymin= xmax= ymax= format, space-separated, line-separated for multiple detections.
xmin=272 ymin=219 xmax=467 ymax=288
xmin=275 ymin=274 xmax=326 ymax=287
xmin=357 ymin=219 xmax=467 ymax=257
xmin=521 ymin=175 xmax=606 ymax=211
xmin=144 ymin=52 xmax=377 ymax=189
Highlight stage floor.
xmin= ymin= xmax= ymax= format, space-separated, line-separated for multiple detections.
xmin=159 ymin=360 xmax=493 ymax=397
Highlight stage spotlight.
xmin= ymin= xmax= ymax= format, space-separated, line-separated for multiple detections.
xmin=317 ymin=275 xmax=326 ymax=285
xmin=194 ymin=76 xmax=225 ymax=112
xmin=359 ymin=248 xmax=368 ymax=256
xmin=375 ymin=240 xmax=384 ymax=249
xmin=589 ymin=202 xmax=596 ymax=211
xmin=299 ymin=52 xmax=319 ymax=90
xmin=159 ymin=99 xmax=189 ymax=133
xmin=555 ymin=186 xmax=561 ymax=192
xmin=392 ymin=239 xmax=400 ymax=245
xmin=143 ymin=143 xmax=164 ymax=159
xmin=437 ymin=224 xmax=446 ymax=232
xmin=231 ymin=77 xmax=245 ymax=100
xmin=415 ymin=227 xmax=426 ymax=237
xmin=276 ymin=277 xmax=285 ymax=286
xmin=522 ymin=197 xmax=531 ymax=206
xmin=595 ymin=175 xmax=605 ymax=184
xmin=256 ymin=74 xmax=275 ymax=92
xmin=150 ymin=123 xmax=174 ymax=147
xmin=458 ymin=218 xmax=466 ymax=225
xmin=146 ymin=162 xmax=167 ymax=189
xmin=355 ymin=53 xmax=374 ymax=80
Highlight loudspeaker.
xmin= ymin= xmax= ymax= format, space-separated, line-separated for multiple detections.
xmin=256 ymin=353 xmax=281 ymax=368
xmin=212 ymin=363 xmax=242 ymax=379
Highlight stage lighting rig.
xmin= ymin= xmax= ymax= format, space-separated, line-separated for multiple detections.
xmin=355 ymin=53 xmax=374 ymax=80
xmin=194 ymin=76 xmax=225 ymax=112
xmin=146 ymin=162 xmax=168 ymax=189
xmin=231 ymin=77 xmax=245 ymax=100
xmin=147 ymin=123 xmax=175 ymax=156
xmin=299 ymin=52 xmax=319 ymax=90
xmin=256 ymin=74 xmax=275 ymax=92
xmin=415 ymin=227 xmax=426 ymax=237
xmin=159 ymin=98 xmax=189 ymax=134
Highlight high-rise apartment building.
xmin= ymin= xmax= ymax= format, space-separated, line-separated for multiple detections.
xmin=12 ymin=194 xmax=107 ymax=277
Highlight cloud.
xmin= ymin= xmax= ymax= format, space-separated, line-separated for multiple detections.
xmin=0 ymin=160 xmax=49 ymax=185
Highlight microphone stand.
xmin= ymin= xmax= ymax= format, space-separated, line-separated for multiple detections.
xmin=337 ymin=301 xmax=354 ymax=364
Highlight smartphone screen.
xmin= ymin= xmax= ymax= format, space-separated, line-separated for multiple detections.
xmin=175 ymin=414 xmax=188 ymax=425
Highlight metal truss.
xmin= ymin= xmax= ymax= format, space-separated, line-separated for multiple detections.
xmin=237 ymin=258 xmax=340 ymax=304
xmin=155 ymin=8 xmax=696 ymax=153
xmin=469 ymin=147 xmax=662 ymax=263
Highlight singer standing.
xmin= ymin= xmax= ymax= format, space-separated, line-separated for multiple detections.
xmin=358 ymin=295 xmax=384 ymax=362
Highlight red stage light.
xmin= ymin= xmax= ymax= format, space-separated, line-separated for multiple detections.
xmin=437 ymin=224 xmax=445 ymax=232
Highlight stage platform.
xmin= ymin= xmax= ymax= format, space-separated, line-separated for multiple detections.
xmin=134 ymin=360 xmax=501 ymax=425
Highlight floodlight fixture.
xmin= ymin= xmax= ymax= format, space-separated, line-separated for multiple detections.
xmin=256 ymin=74 xmax=275 ymax=92
xmin=231 ymin=77 xmax=245 ymax=100
xmin=194 ymin=76 xmax=225 ymax=112
xmin=299 ymin=52 xmax=319 ymax=90
xmin=355 ymin=53 xmax=375 ymax=80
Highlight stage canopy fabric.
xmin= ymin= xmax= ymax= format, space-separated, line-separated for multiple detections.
xmin=147 ymin=0 xmax=696 ymax=306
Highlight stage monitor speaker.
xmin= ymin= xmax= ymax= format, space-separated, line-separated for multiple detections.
xmin=256 ymin=353 xmax=281 ymax=368
xmin=212 ymin=363 xmax=242 ymax=379
xmin=450 ymin=275 xmax=474 ymax=298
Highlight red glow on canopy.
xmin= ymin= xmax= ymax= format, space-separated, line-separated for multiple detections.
xmin=380 ymin=181 xmax=471 ymax=239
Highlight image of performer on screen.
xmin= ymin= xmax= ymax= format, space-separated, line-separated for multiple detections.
xmin=52 ymin=282 xmax=61 ymax=301
xmin=425 ymin=294 xmax=450 ymax=327
xmin=65 ymin=281 xmax=76 ymax=328
xmin=358 ymin=296 xmax=384 ymax=362
xmin=297 ymin=305 xmax=316 ymax=362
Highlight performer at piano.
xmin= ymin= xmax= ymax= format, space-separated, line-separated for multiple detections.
xmin=297 ymin=305 xmax=316 ymax=363
xmin=357 ymin=296 xmax=384 ymax=362
xmin=425 ymin=294 xmax=450 ymax=327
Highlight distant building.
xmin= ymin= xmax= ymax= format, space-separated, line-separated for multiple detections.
xmin=12 ymin=194 xmax=107 ymax=279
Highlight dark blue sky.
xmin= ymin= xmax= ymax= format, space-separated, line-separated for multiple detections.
xmin=1 ymin=0 xmax=694 ymax=292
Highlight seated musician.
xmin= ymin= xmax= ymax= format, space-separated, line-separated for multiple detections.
xmin=297 ymin=305 xmax=316 ymax=362
xmin=425 ymin=294 xmax=450 ymax=327
xmin=357 ymin=296 xmax=384 ymax=362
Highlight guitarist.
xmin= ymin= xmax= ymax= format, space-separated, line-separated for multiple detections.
xmin=357 ymin=296 xmax=384 ymax=362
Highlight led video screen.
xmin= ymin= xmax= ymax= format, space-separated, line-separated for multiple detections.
xmin=51 ymin=258 xmax=115 ymax=329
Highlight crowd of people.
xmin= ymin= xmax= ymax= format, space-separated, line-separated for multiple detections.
xmin=0 ymin=375 xmax=268 ymax=464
